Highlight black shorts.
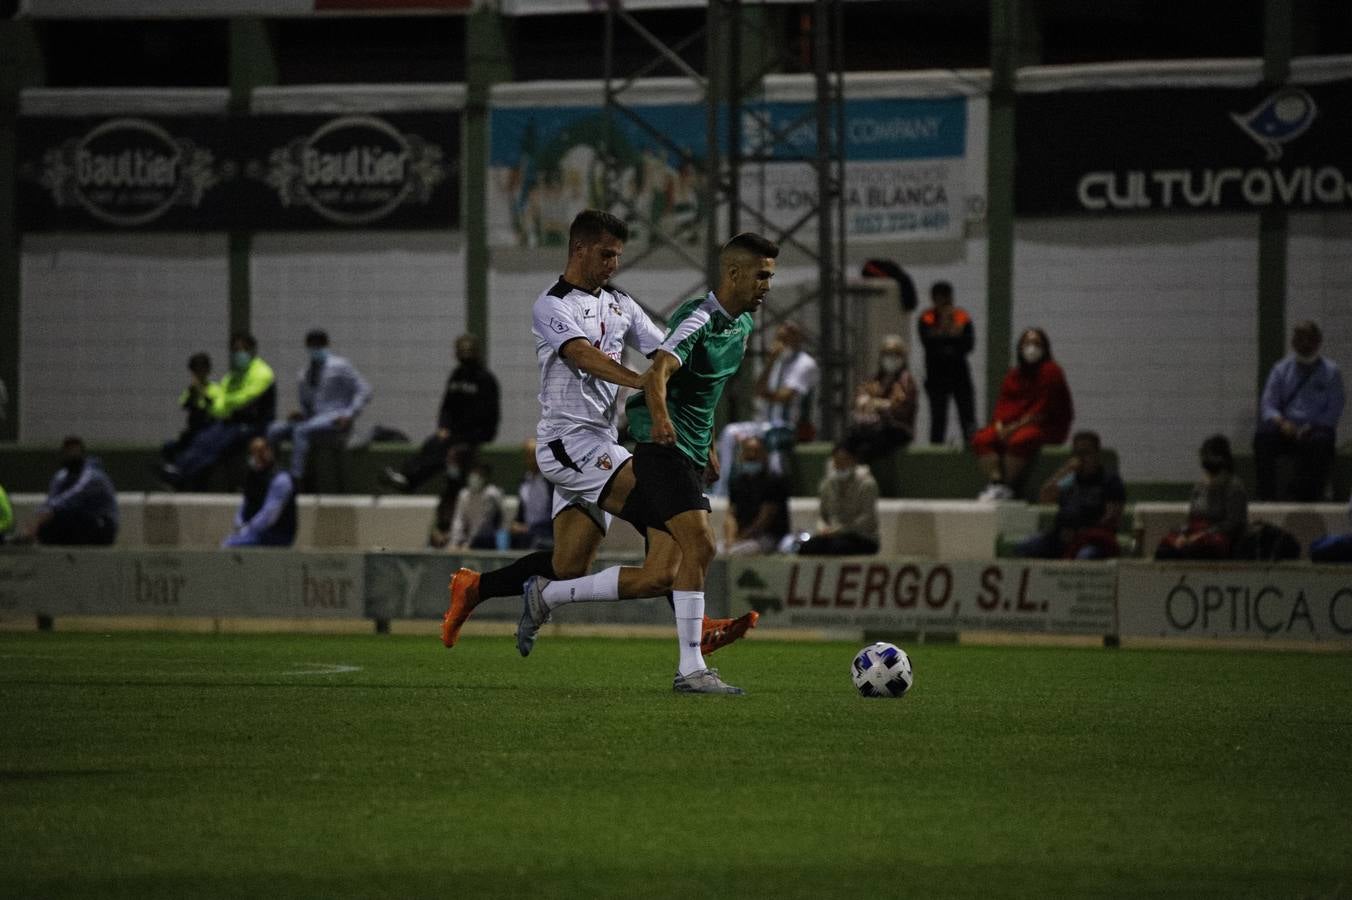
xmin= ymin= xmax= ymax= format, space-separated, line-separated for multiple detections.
xmin=620 ymin=442 xmax=711 ymax=534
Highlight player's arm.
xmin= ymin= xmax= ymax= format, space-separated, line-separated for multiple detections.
xmin=643 ymin=350 xmax=681 ymax=446
xmin=559 ymin=338 xmax=645 ymax=390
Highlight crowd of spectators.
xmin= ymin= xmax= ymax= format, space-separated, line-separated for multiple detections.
xmin=2 ymin=307 xmax=1346 ymax=563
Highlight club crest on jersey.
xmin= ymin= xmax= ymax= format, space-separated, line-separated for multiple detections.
xmin=609 ymin=302 xmax=623 ymax=316
xmin=548 ymin=317 xmax=568 ymax=334
xmin=595 ymin=454 xmax=613 ymax=471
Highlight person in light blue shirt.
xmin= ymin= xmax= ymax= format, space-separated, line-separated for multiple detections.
xmin=24 ymin=436 xmax=118 ymax=546
xmin=223 ymin=437 xmax=297 ymax=548
xmin=267 ymin=329 xmax=373 ymax=483
xmin=1253 ymin=320 xmax=1344 ymax=501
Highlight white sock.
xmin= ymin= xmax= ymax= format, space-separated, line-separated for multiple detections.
xmin=673 ymin=590 xmax=706 ymax=676
xmin=541 ymin=567 xmax=621 ymax=610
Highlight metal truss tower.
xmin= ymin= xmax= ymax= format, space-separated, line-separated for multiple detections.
xmin=601 ymin=0 xmax=849 ymax=438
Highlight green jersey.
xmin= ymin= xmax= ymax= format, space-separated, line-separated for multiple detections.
xmin=626 ymin=292 xmax=753 ymax=469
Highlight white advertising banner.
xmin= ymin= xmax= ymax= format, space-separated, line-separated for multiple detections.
xmin=0 ymin=549 xmax=365 ymax=620
xmin=1117 ymin=562 xmax=1352 ymax=643
xmin=728 ymin=557 xmax=1118 ymax=635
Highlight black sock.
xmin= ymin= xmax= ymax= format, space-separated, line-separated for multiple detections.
xmin=478 ymin=551 xmax=557 ymax=601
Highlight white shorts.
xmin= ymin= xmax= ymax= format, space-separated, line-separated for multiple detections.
xmin=537 ymin=432 xmax=632 ymax=533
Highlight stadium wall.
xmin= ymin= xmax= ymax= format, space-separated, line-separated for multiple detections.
xmin=3 ymin=546 xmax=1350 ymax=648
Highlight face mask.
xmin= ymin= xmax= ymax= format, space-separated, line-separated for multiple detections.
xmin=467 ymin=473 xmax=486 ymax=491
xmin=832 ymin=466 xmax=854 ymax=481
xmin=309 ymin=348 xmax=329 ymax=365
xmin=880 ymin=354 xmax=903 ymax=374
xmin=248 ymin=456 xmax=269 ymax=472
xmin=739 ymin=461 xmax=764 ymax=477
xmin=62 ymin=457 xmax=85 ymax=474
xmin=1296 ymin=352 xmax=1319 ymax=365
xmin=1020 ymin=344 xmax=1044 ymax=365
xmin=1201 ymin=458 xmax=1225 ymax=475
xmin=232 ymin=350 xmax=251 ymax=371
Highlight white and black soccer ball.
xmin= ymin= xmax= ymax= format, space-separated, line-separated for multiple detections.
xmin=851 ymin=641 xmax=913 ymax=698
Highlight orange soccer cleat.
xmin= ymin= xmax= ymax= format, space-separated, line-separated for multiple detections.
xmin=701 ymin=610 xmax=760 ymax=656
xmin=441 ymin=567 xmax=481 ymax=648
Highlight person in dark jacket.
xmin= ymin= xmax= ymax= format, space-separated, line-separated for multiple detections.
xmin=161 ymin=351 xmax=221 ymax=462
xmin=222 ymin=437 xmax=297 ymax=548
xmin=23 ymin=436 xmax=119 ymax=546
xmin=917 ymin=281 xmax=977 ymax=445
xmin=382 ymin=333 xmax=501 ymax=496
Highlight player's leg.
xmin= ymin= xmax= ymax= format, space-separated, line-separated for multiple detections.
xmin=442 ymin=504 xmax=600 ymax=648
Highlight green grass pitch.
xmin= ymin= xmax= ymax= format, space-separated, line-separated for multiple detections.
xmin=2 ymin=630 xmax=1350 ymax=898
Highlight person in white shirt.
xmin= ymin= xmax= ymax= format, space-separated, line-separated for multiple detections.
xmin=449 ymin=464 xmax=506 ymax=550
xmin=711 ymin=321 xmax=819 ymax=496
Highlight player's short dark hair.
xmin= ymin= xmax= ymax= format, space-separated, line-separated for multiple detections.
xmin=188 ymin=352 xmax=211 ymax=373
xmin=230 ymin=331 xmax=257 ymax=352
xmin=722 ymin=232 xmax=779 ymax=259
xmin=60 ymin=435 xmax=85 ymax=453
xmin=569 ymin=209 xmax=629 ymax=246
xmin=305 ymin=329 xmax=329 ymax=348
xmin=930 ymin=280 xmax=953 ymax=300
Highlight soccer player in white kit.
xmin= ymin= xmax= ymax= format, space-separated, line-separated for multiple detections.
xmin=440 ymin=210 xmax=758 ymax=654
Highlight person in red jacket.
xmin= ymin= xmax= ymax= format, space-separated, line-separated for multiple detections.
xmin=971 ymin=327 xmax=1073 ymax=500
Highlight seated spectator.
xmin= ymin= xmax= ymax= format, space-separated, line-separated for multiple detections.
xmin=509 ymin=439 xmax=554 ymax=551
xmin=21 ymin=436 xmax=118 ymax=546
xmin=161 ymin=352 xmax=221 ymax=462
xmin=843 ymin=334 xmax=918 ymax=463
xmin=1253 ymin=320 xmax=1344 ymax=501
xmin=221 ymin=437 xmax=297 ymax=548
xmin=722 ymin=435 xmax=791 ymax=556
xmin=445 ymin=463 xmax=505 ymax=551
xmin=159 ymin=332 xmax=276 ymax=490
xmin=268 ymin=329 xmax=372 ymax=485
xmin=712 ymin=321 xmax=819 ymax=495
xmin=381 ymin=334 xmax=501 ymax=496
xmin=1155 ymin=434 xmax=1249 ymax=560
xmin=972 ymin=327 xmax=1074 ymax=501
xmin=1014 ymin=431 xmax=1125 ymax=560
xmin=1309 ymin=495 xmax=1352 ymax=563
xmin=799 ymin=443 xmax=880 ymax=556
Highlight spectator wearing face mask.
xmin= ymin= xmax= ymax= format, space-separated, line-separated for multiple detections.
xmin=267 ymin=329 xmax=372 ymax=484
xmin=1253 ymin=320 xmax=1344 ymax=501
xmin=157 ymin=332 xmax=276 ymax=490
xmin=798 ymin=443 xmax=880 ymax=556
xmin=222 ymin=437 xmax=297 ymax=548
xmin=722 ymin=435 xmax=791 ymax=556
xmin=971 ymin=327 xmax=1074 ymax=501
xmin=21 ymin=436 xmax=118 ymax=546
xmin=1155 ymin=434 xmax=1249 ymax=560
xmin=447 ymin=463 xmax=505 ymax=551
xmin=843 ymin=334 xmax=918 ymax=463
xmin=710 ymin=321 xmax=820 ymax=496
xmin=917 ymin=280 xmax=977 ymax=445
xmin=380 ymin=333 xmax=501 ymax=495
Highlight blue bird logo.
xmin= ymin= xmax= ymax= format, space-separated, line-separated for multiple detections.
xmin=1230 ymin=87 xmax=1318 ymax=161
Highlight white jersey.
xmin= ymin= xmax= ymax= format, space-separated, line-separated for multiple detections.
xmin=755 ymin=349 xmax=821 ymax=426
xmin=533 ymin=278 xmax=666 ymax=443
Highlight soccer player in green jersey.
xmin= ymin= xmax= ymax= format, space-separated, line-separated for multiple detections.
xmin=523 ymin=231 xmax=779 ymax=694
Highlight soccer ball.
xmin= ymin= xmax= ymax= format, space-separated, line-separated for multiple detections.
xmin=851 ymin=642 xmax=913 ymax=698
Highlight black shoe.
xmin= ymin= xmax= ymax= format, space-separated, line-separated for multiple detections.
xmin=152 ymin=462 xmax=182 ymax=490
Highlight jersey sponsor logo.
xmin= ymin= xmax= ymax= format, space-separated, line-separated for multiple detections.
xmin=595 ymin=453 xmax=613 ymax=471
xmin=549 ymin=317 xmax=568 ymax=334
